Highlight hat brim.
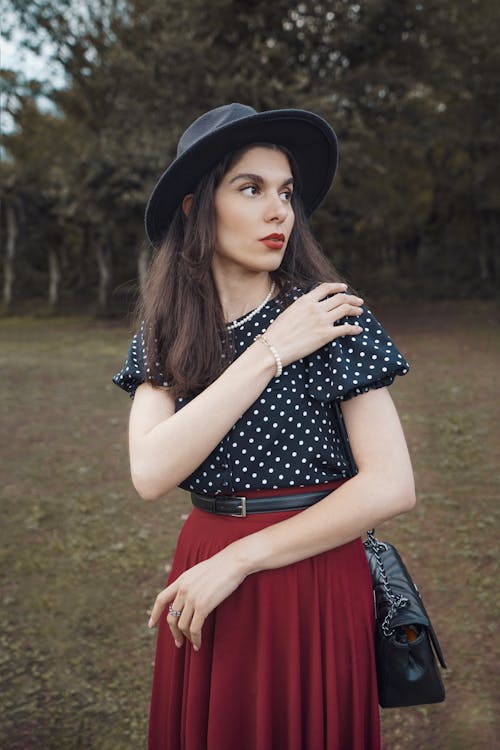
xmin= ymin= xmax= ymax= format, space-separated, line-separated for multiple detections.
xmin=145 ymin=109 xmax=338 ymax=246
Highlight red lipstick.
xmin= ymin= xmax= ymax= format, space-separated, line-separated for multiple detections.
xmin=260 ymin=233 xmax=285 ymax=250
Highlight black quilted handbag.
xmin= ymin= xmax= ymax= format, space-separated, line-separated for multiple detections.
xmin=333 ymin=403 xmax=447 ymax=707
xmin=364 ymin=530 xmax=447 ymax=707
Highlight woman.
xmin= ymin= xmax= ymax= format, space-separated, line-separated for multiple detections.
xmin=113 ymin=103 xmax=416 ymax=750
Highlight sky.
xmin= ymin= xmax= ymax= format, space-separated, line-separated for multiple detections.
xmin=1 ymin=21 xmax=64 ymax=133
xmin=2 ymin=33 xmax=47 ymax=79
xmin=1 ymin=20 xmax=64 ymax=83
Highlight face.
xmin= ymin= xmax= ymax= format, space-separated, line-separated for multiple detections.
xmin=212 ymin=146 xmax=295 ymax=276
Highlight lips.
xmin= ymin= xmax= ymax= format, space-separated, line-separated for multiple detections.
xmin=260 ymin=233 xmax=285 ymax=250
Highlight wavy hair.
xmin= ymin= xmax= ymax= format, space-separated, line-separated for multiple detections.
xmin=138 ymin=144 xmax=344 ymax=397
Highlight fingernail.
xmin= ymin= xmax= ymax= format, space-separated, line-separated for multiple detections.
xmin=193 ymin=644 xmax=200 ymax=652
xmin=175 ymin=640 xmax=182 ymax=648
xmin=148 ymin=618 xmax=154 ymax=628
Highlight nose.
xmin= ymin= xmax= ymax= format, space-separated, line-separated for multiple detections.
xmin=264 ymin=192 xmax=288 ymax=223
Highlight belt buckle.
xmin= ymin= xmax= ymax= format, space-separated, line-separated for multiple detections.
xmin=230 ymin=496 xmax=247 ymax=517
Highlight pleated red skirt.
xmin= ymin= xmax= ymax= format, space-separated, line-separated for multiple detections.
xmin=148 ymin=488 xmax=381 ymax=750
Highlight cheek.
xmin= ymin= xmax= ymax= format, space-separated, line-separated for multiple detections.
xmin=217 ymin=200 xmax=246 ymax=232
xmin=226 ymin=206 xmax=257 ymax=240
xmin=214 ymin=208 xmax=244 ymax=251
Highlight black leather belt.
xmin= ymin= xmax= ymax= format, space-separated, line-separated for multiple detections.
xmin=190 ymin=488 xmax=334 ymax=517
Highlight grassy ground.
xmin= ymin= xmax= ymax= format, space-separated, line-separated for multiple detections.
xmin=0 ymin=302 xmax=498 ymax=749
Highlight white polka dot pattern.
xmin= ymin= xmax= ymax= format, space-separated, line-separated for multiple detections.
xmin=112 ymin=322 xmax=169 ymax=396
xmin=113 ymin=290 xmax=409 ymax=494
xmin=304 ymin=311 xmax=409 ymax=402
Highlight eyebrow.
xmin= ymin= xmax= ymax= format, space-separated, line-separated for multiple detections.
xmin=228 ymin=172 xmax=294 ymax=188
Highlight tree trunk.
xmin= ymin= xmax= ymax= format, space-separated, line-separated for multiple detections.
xmin=48 ymin=248 xmax=61 ymax=309
xmin=96 ymin=241 xmax=112 ymax=313
xmin=2 ymin=203 xmax=17 ymax=310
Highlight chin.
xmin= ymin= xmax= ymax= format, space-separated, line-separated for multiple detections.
xmin=259 ymin=252 xmax=286 ymax=271
xmin=269 ymin=257 xmax=285 ymax=272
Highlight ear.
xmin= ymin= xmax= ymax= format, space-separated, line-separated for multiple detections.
xmin=182 ymin=194 xmax=193 ymax=217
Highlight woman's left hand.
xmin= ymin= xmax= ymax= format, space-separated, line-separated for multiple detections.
xmin=147 ymin=546 xmax=247 ymax=651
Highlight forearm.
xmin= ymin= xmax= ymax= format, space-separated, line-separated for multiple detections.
xmin=230 ymin=470 xmax=416 ymax=575
xmin=131 ymin=341 xmax=276 ymax=499
xmin=229 ymin=388 xmax=416 ymax=573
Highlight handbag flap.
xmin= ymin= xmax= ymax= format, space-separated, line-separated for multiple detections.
xmin=365 ymin=540 xmax=430 ymax=627
xmin=365 ymin=537 xmax=447 ymax=669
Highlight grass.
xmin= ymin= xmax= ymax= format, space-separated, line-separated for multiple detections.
xmin=0 ymin=302 xmax=498 ymax=749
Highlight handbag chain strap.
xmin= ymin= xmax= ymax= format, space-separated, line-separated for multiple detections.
xmin=365 ymin=531 xmax=409 ymax=636
xmin=333 ymin=402 xmax=409 ymax=636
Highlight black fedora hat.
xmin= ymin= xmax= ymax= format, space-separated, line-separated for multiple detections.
xmin=145 ymin=102 xmax=338 ymax=246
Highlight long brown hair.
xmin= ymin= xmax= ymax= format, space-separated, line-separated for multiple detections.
xmin=138 ymin=143 xmax=343 ymax=397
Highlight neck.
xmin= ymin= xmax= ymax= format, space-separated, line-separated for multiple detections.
xmin=213 ymin=270 xmax=274 ymax=322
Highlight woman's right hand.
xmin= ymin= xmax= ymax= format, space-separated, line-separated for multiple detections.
xmin=262 ymin=282 xmax=364 ymax=368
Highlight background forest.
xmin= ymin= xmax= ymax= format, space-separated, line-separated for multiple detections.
xmin=1 ymin=0 xmax=498 ymax=316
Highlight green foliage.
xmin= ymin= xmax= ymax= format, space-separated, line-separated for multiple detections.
xmin=1 ymin=0 xmax=498 ymax=312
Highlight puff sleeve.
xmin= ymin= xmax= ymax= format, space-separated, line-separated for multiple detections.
xmin=304 ymin=306 xmax=409 ymax=402
xmin=112 ymin=323 xmax=169 ymax=399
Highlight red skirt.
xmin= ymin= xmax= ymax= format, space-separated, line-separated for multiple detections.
xmin=148 ymin=487 xmax=380 ymax=750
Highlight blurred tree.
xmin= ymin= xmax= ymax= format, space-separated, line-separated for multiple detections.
xmin=1 ymin=0 xmax=498 ymax=311
xmin=1 ymin=74 xmax=85 ymax=311
xmin=301 ymin=0 xmax=499 ymax=294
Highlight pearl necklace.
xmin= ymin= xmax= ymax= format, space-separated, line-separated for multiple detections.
xmin=226 ymin=282 xmax=276 ymax=331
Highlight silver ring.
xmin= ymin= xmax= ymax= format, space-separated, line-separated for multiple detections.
xmin=168 ymin=604 xmax=183 ymax=618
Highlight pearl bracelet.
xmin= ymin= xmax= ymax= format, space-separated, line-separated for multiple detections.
xmin=255 ymin=334 xmax=283 ymax=378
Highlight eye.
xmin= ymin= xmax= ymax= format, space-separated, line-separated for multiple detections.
xmin=240 ymin=184 xmax=259 ymax=196
xmin=280 ymin=189 xmax=293 ymax=202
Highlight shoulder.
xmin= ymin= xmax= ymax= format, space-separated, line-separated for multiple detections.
xmin=304 ymin=304 xmax=409 ymax=402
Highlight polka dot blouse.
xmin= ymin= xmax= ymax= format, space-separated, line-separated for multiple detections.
xmin=113 ymin=290 xmax=409 ymax=495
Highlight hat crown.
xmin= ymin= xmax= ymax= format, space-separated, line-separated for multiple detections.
xmin=177 ymin=103 xmax=257 ymax=157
